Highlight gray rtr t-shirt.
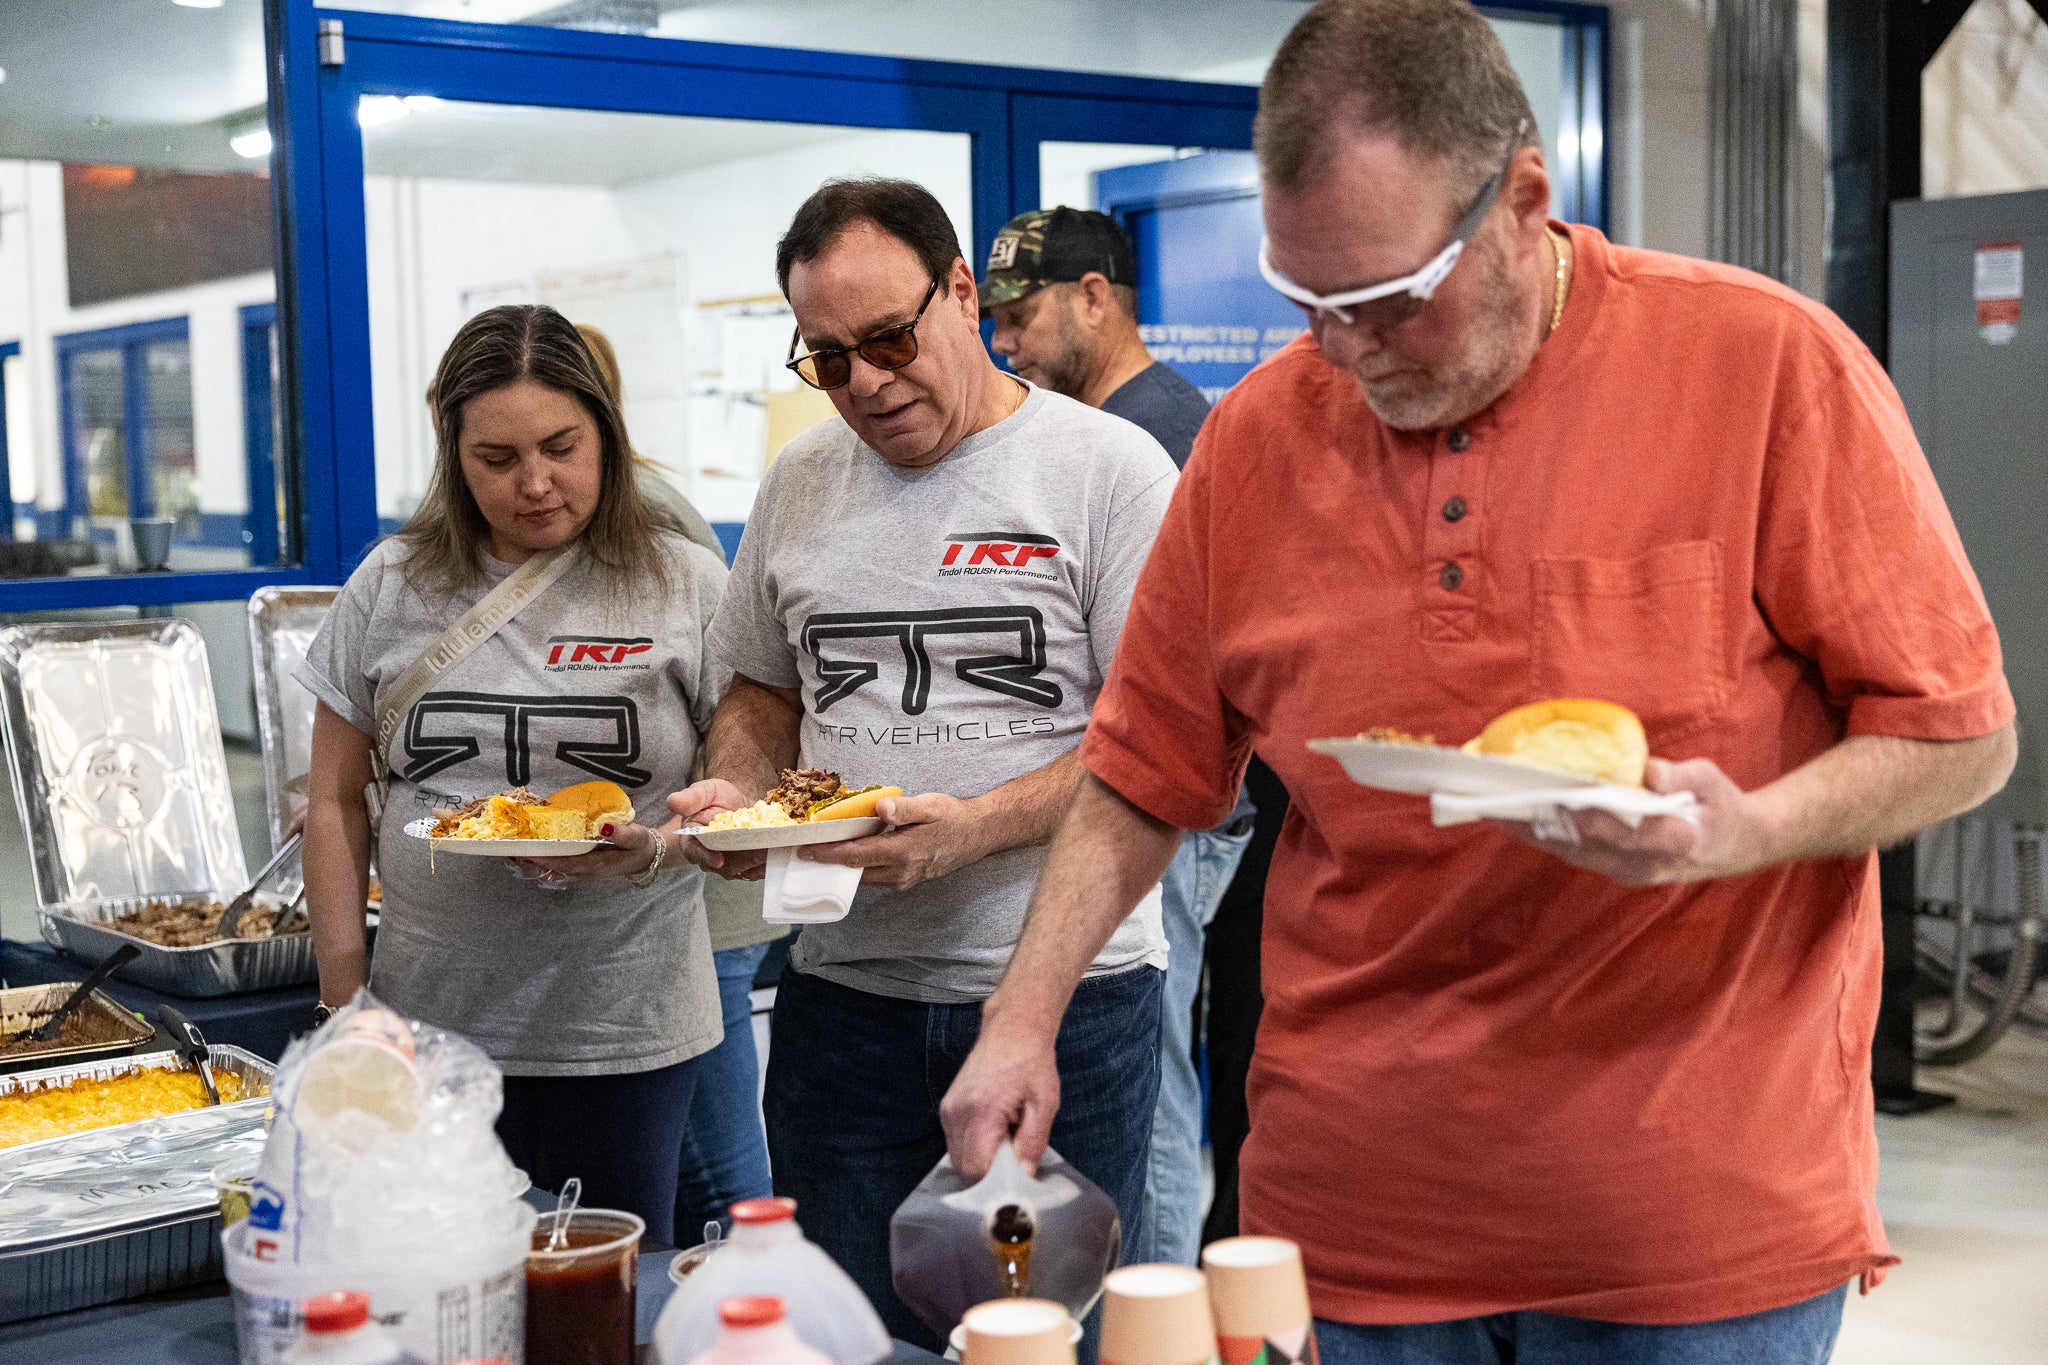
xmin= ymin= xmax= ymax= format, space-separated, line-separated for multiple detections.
xmin=299 ymin=533 xmax=727 ymax=1077
xmin=706 ymin=383 xmax=1175 ymax=1003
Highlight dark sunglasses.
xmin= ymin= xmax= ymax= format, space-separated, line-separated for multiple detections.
xmin=786 ymin=278 xmax=943 ymax=391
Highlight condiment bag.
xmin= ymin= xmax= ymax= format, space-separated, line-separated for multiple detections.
xmin=226 ymin=990 xmax=531 ymax=1364
xmin=890 ymin=1143 xmax=1121 ymax=1342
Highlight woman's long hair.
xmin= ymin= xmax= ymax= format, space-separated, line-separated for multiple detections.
xmin=397 ymin=304 xmax=671 ymax=602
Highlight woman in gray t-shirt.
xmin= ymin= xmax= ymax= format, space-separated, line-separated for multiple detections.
xmin=298 ymin=305 xmax=726 ymax=1241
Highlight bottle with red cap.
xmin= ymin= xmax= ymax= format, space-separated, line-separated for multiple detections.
xmin=652 ymin=1198 xmax=890 ymax=1365
xmin=281 ymin=1292 xmax=426 ymax=1365
xmin=685 ymin=1297 xmax=836 ymax=1365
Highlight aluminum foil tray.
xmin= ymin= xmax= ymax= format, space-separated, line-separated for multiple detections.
xmin=0 ymin=982 xmax=154 ymax=1076
xmin=0 ymin=1046 xmax=274 ymax=1323
xmin=249 ymin=587 xmax=339 ymax=856
xmin=41 ymin=896 xmax=316 ymax=999
xmin=0 ymin=619 xmax=247 ymax=910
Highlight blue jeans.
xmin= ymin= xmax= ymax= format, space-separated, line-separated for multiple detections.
xmin=1135 ymin=823 xmax=1253 ymax=1264
xmin=1315 ymin=1284 xmax=1848 ymax=1365
xmin=763 ymin=962 xmax=1164 ymax=1355
xmin=497 ymin=1056 xmax=701 ymax=1244
xmin=675 ymin=941 xmax=775 ymax=1239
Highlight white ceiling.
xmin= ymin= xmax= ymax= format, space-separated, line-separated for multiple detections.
xmin=0 ymin=0 xmax=270 ymax=173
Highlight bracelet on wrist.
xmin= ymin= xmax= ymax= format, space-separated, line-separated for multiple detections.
xmin=627 ymin=829 xmax=669 ymax=888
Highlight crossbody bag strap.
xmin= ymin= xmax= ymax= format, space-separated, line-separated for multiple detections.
xmin=371 ymin=545 xmax=583 ymax=798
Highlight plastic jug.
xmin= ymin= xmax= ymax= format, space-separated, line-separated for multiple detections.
xmin=653 ymin=1198 xmax=892 ymax=1365
xmin=281 ymin=1291 xmax=425 ymax=1365
xmin=686 ymin=1297 xmax=837 ymax=1365
xmin=889 ymin=1143 xmax=1120 ymax=1343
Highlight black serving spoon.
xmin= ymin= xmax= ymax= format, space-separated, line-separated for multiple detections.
xmin=157 ymin=1005 xmax=221 ymax=1105
xmin=8 ymin=943 xmax=141 ymax=1046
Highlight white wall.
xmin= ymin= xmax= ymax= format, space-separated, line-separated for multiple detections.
xmin=363 ymin=174 xmax=638 ymax=520
xmin=613 ymin=129 xmax=975 ymax=305
xmin=0 ymin=160 xmax=275 ymax=526
xmin=1924 ymin=0 xmax=2048 ymax=198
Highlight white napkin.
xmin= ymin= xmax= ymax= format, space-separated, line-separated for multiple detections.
xmin=762 ymin=846 xmax=863 ymax=924
xmin=1430 ymin=786 xmax=1700 ymax=840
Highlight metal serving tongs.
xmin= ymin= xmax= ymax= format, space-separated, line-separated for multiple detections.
xmin=6 ymin=943 xmax=141 ymax=1045
xmin=217 ymin=831 xmax=303 ymax=941
xmin=157 ymin=1005 xmax=220 ymax=1105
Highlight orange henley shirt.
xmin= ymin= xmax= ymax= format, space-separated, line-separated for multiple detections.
xmin=1081 ymin=224 xmax=2014 ymax=1325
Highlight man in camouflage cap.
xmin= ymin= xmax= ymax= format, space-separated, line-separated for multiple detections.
xmin=983 ymin=207 xmax=1207 ymax=465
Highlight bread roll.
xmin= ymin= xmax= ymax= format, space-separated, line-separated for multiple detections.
xmin=1463 ymin=700 xmax=1648 ymax=786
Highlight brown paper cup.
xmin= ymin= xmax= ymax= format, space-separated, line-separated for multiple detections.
xmin=960 ymin=1298 xmax=1079 ymax=1365
xmin=1201 ymin=1238 xmax=1317 ymax=1365
xmin=1101 ymin=1264 xmax=1219 ymax=1365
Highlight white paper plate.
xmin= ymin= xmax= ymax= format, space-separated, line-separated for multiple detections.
xmin=1308 ymin=736 xmax=1604 ymax=797
xmin=681 ymin=816 xmax=883 ymax=852
xmin=1430 ymin=786 xmax=1699 ymax=829
xmin=402 ymin=816 xmax=601 ymax=857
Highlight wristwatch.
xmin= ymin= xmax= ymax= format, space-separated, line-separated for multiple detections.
xmin=311 ymin=1002 xmax=339 ymax=1028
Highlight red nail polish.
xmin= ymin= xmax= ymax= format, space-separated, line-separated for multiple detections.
xmin=600 ymin=823 xmax=615 ymax=839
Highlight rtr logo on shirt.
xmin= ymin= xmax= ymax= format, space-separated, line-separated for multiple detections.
xmin=939 ymin=532 xmax=1061 ymax=580
xmin=544 ymin=636 xmax=655 ymax=671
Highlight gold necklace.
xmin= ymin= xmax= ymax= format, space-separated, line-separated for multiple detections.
xmin=1546 ymin=227 xmax=1570 ymax=334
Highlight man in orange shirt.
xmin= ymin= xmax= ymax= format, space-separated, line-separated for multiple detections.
xmin=940 ymin=1 xmax=2017 ymax=1361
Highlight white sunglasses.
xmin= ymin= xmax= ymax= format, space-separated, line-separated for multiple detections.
xmin=1257 ymin=119 xmax=1528 ymax=330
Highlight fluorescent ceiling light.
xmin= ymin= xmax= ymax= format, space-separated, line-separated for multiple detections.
xmin=231 ymin=128 xmax=273 ymax=159
xmin=172 ymin=0 xmax=226 ymax=8
xmin=402 ymin=95 xmax=444 ymax=112
xmin=357 ymin=96 xmax=411 ymax=128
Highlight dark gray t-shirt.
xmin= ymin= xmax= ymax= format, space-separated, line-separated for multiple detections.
xmin=705 ymin=383 xmax=1176 ymax=1003
xmin=299 ymin=534 xmax=726 ymax=1076
xmin=1100 ymin=362 xmax=1211 ymax=470
xmin=1098 ymin=362 xmax=1257 ymax=832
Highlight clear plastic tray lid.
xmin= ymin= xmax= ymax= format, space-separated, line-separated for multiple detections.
xmin=0 ymin=619 xmax=248 ymax=910
xmin=248 ymin=587 xmax=339 ymax=853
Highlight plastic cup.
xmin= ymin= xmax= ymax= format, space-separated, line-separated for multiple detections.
xmin=952 ymin=1301 xmax=1083 ymax=1365
xmin=210 ymin=1155 xmax=260 ymax=1228
xmin=1201 ymin=1237 xmax=1317 ymax=1365
xmin=128 ymin=517 xmax=173 ymax=571
xmin=1100 ymin=1265 xmax=1217 ymax=1365
xmin=526 ymin=1208 xmax=643 ymax=1365
xmin=668 ymin=1241 xmax=713 ymax=1286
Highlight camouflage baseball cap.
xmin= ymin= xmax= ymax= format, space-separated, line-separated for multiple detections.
xmin=978 ymin=206 xmax=1138 ymax=316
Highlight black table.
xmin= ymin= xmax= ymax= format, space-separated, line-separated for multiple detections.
xmin=1 ymin=938 xmax=316 ymax=1062
xmin=0 ymin=1248 xmax=946 ymax=1365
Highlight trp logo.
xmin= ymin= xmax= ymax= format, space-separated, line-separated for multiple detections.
xmin=544 ymin=636 xmax=654 ymax=668
xmin=939 ymin=532 xmax=1061 ymax=571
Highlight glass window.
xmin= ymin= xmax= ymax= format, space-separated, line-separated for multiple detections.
xmin=0 ymin=0 xmax=290 ymax=581
xmin=71 ymin=349 xmax=128 ymax=521
xmin=356 ymin=98 xmax=969 ymax=532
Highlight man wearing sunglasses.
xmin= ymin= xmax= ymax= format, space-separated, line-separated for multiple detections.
xmin=673 ymin=177 xmax=1180 ymax=1350
xmin=943 ymin=2 xmax=2014 ymax=1363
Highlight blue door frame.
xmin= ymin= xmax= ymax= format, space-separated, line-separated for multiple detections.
xmin=0 ymin=340 xmax=16 ymax=532
xmin=0 ymin=0 xmax=1602 ymax=611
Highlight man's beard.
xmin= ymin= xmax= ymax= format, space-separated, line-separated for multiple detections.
xmin=1354 ymin=235 xmax=1532 ymax=431
xmin=1027 ymin=300 xmax=1093 ymax=401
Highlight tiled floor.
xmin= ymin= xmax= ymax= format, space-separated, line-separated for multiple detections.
xmin=1 ymin=751 xmax=2043 ymax=1358
xmin=1835 ymin=1026 xmax=2048 ymax=1363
